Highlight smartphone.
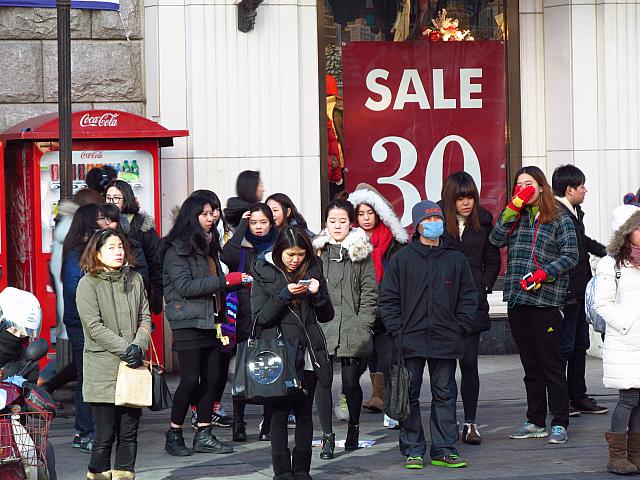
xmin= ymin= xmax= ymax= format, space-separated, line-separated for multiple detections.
xmin=297 ymin=279 xmax=312 ymax=287
xmin=242 ymin=275 xmax=254 ymax=284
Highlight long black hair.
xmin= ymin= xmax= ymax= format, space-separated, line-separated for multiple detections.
xmin=160 ymin=196 xmax=220 ymax=259
xmin=248 ymin=202 xmax=276 ymax=229
xmin=102 ymin=203 xmax=130 ymax=236
xmin=272 ymin=226 xmax=315 ymax=284
xmin=105 ymin=179 xmax=139 ymax=215
xmin=266 ymin=193 xmax=308 ymax=229
xmin=441 ymin=171 xmax=481 ymax=238
xmin=190 ymin=189 xmax=228 ymax=237
xmin=62 ymin=203 xmax=106 ymax=275
xmin=236 ymin=170 xmax=261 ymax=203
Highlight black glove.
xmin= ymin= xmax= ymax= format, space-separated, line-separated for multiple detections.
xmin=119 ymin=344 xmax=143 ymax=369
xmin=149 ymin=289 xmax=164 ymax=315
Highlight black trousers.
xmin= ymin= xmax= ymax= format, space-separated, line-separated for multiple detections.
xmin=508 ymin=305 xmax=569 ymax=428
xmin=171 ymin=347 xmax=221 ymax=425
xmin=560 ymin=301 xmax=590 ymax=402
xmin=88 ymin=403 xmax=142 ymax=474
xmin=271 ymin=371 xmax=317 ymax=453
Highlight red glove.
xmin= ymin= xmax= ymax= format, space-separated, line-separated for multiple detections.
xmin=519 ymin=269 xmax=548 ymax=291
xmin=224 ymin=272 xmax=244 ymax=287
xmin=508 ymin=185 xmax=536 ymax=212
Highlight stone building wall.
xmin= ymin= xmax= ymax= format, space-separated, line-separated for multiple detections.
xmin=0 ymin=0 xmax=144 ymax=131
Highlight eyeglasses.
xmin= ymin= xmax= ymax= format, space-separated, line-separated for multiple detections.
xmin=106 ymin=195 xmax=123 ymax=203
xmin=97 ymin=216 xmax=106 ymax=221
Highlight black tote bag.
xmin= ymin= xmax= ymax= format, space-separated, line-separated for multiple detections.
xmin=383 ymin=331 xmax=411 ymax=422
xmin=232 ymin=323 xmax=305 ymax=405
xmin=140 ymin=324 xmax=173 ymax=411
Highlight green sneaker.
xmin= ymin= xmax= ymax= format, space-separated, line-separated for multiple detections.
xmin=431 ymin=454 xmax=467 ymax=468
xmin=405 ymin=456 xmax=424 ymax=469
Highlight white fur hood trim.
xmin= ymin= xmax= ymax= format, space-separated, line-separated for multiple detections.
xmin=312 ymin=227 xmax=373 ymax=262
xmin=348 ymin=189 xmax=409 ymax=244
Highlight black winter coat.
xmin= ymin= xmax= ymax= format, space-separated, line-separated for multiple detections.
xmin=555 ymin=201 xmax=606 ymax=302
xmin=220 ymin=219 xmax=261 ymax=343
xmin=162 ymin=237 xmax=228 ymax=334
xmin=438 ymin=204 xmax=501 ymax=334
xmin=378 ymin=236 xmax=477 ymax=359
xmin=251 ymin=253 xmax=334 ymax=385
xmin=128 ymin=212 xmax=163 ymax=314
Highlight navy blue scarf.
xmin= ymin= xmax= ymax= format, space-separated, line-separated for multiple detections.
xmin=245 ymin=227 xmax=277 ymax=253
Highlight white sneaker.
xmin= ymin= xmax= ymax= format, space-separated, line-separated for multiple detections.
xmin=383 ymin=414 xmax=399 ymax=429
xmin=334 ymin=394 xmax=349 ymax=421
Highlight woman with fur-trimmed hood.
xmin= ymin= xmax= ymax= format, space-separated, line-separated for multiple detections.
xmin=594 ymin=204 xmax=640 ymax=475
xmin=348 ymin=184 xmax=408 ymax=425
xmin=312 ymin=197 xmax=378 ymax=459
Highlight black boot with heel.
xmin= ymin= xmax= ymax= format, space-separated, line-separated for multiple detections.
xmin=319 ymin=432 xmax=335 ymax=460
xmin=345 ymin=424 xmax=359 ymax=451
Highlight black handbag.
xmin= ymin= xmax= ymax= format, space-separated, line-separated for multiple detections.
xmin=383 ymin=329 xmax=411 ymax=422
xmin=141 ymin=325 xmax=173 ymax=411
xmin=232 ymin=321 xmax=305 ymax=405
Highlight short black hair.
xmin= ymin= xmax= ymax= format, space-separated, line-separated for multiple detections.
xmin=85 ymin=166 xmax=117 ymax=194
xmin=324 ymin=197 xmax=355 ymax=224
xmin=552 ymin=164 xmax=586 ymax=197
xmin=236 ymin=170 xmax=261 ymax=203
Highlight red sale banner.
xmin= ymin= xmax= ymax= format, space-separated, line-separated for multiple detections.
xmin=342 ymin=41 xmax=506 ymax=227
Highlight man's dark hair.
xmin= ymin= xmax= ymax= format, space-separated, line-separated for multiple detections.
xmin=552 ymin=164 xmax=586 ymax=197
xmin=85 ymin=165 xmax=117 ymax=194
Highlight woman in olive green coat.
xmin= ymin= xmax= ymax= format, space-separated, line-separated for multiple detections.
xmin=76 ymin=229 xmax=151 ymax=480
xmin=312 ymin=197 xmax=378 ymax=459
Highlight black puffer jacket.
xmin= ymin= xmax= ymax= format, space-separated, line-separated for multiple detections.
xmin=162 ymin=237 xmax=228 ymax=334
xmin=378 ymin=236 xmax=477 ymax=359
xmin=128 ymin=212 xmax=163 ymax=314
xmin=251 ymin=252 xmax=334 ymax=385
xmin=438 ymin=204 xmax=501 ymax=333
xmin=555 ymin=201 xmax=606 ymax=302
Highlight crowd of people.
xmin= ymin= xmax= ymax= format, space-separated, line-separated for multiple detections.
xmin=27 ymin=163 xmax=640 ymax=479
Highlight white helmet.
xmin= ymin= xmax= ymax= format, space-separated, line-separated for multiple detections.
xmin=0 ymin=287 xmax=42 ymax=339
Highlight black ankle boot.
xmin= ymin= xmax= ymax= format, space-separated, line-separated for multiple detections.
xmin=233 ymin=421 xmax=247 ymax=442
xmin=292 ymin=448 xmax=313 ymax=480
xmin=193 ymin=426 xmax=234 ymax=454
xmin=165 ymin=428 xmax=192 ymax=457
xmin=272 ymin=449 xmax=295 ymax=480
xmin=319 ymin=432 xmax=335 ymax=460
xmin=345 ymin=424 xmax=359 ymax=451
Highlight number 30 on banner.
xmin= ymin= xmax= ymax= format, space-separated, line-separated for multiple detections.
xmin=372 ymin=135 xmax=482 ymax=227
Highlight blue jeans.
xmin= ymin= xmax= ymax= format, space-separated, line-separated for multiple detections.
xmin=560 ymin=301 xmax=589 ymax=402
xmin=67 ymin=327 xmax=94 ymax=438
xmin=399 ymin=357 xmax=458 ymax=459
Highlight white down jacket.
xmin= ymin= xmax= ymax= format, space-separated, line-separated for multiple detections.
xmin=594 ymin=207 xmax=640 ymax=390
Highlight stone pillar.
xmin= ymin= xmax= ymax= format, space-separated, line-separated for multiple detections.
xmin=144 ymin=0 xmax=322 ymax=233
xmin=0 ymin=0 xmax=145 ymax=131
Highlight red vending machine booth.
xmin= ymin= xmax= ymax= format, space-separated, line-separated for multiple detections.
xmin=0 ymin=110 xmax=188 ymax=364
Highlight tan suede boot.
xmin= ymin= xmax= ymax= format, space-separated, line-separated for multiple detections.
xmin=362 ymin=373 xmax=377 ymax=410
xmin=605 ymin=432 xmax=638 ymax=475
xmin=627 ymin=431 xmax=640 ymax=469
xmin=87 ymin=472 xmax=112 ymax=480
xmin=111 ymin=470 xmax=135 ymax=480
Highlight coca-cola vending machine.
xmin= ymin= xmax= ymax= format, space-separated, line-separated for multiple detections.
xmin=0 ymin=110 xmax=188 ymax=363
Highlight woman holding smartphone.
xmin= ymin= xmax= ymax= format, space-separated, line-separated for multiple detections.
xmin=251 ymin=226 xmax=333 ymax=480
xmin=312 ymin=197 xmax=378 ymax=459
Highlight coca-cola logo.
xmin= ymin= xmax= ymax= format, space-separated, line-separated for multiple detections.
xmin=79 ymin=112 xmax=119 ymax=128
xmin=80 ymin=151 xmax=103 ymax=159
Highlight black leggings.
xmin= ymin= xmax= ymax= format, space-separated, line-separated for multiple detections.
xmin=315 ymin=357 xmax=368 ymax=433
xmin=171 ymin=347 xmax=222 ymax=425
xmin=215 ymin=351 xmax=232 ymax=402
xmin=458 ymin=333 xmax=481 ymax=423
xmin=271 ymin=371 xmax=317 ymax=453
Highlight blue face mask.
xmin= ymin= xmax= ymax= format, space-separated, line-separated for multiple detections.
xmin=420 ymin=220 xmax=444 ymax=240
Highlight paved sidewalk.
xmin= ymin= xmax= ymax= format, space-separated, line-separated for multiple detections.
xmin=50 ymin=355 xmax=617 ymax=479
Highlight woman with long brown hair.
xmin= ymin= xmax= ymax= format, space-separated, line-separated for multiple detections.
xmin=489 ymin=165 xmax=579 ymax=445
xmin=439 ymin=172 xmax=501 ymax=445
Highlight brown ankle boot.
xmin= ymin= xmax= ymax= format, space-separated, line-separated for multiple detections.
xmin=605 ymin=431 xmax=639 ymax=475
xmin=627 ymin=432 xmax=640 ymax=469
xmin=363 ymin=373 xmax=384 ymax=412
